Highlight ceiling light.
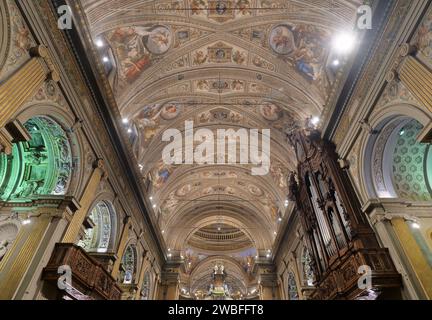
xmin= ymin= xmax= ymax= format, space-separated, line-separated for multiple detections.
xmin=168 ymin=248 xmax=171 ymax=252
xmin=95 ymin=39 xmax=104 ymax=48
xmin=122 ymin=118 xmax=129 ymax=124
xmin=332 ymin=59 xmax=340 ymax=66
xmin=266 ymin=253 xmax=271 ymax=258
xmin=278 ymin=217 xmax=282 ymax=222
xmin=332 ymin=32 xmax=356 ymax=54
xmin=149 ymin=196 xmax=153 ymax=201
xmin=311 ymin=116 xmax=320 ymax=126
xmin=167 ymin=253 xmax=172 ymax=258
xmin=152 ymin=204 xmax=157 ymax=209
xmin=411 ymin=222 xmax=421 ymax=229
xmin=22 ymin=219 xmax=31 ymax=225
xmin=127 ymin=128 xmax=132 ymax=133
xmin=162 ymin=230 xmax=165 ymax=234
xmin=217 ymin=226 xmax=221 ymax=231
xmin=102 ymin=56 xmax=109 ymax=63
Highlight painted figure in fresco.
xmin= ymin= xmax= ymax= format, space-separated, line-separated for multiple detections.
xmin=232 ymin=50 xmax=246 ymax=65
xmin=270 ymin=25 xmax=296 ymax=55
xmin=194 ymin=50 xmax=208 ymax=65
xmin=236 ymin=0 xmax=251 ymax=15
xmin=110 ymin=27 xmax=152 ymax=83
xmin=191 ymin=0 xmax=206 ymax=15
xmin=416 ymin=18 xmax=432 ymax=59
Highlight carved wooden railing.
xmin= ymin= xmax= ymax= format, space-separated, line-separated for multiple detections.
xmin=42 ymin=243 xmax=122 ymax=300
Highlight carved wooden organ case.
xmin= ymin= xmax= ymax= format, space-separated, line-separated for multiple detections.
xmin=287 ymin=128 xmax=401 ymax=300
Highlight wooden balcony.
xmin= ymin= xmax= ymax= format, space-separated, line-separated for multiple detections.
xmin=42 ymin=243 xmax=122 ymax=300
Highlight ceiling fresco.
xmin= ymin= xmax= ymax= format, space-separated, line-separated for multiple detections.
xmin=79 ymin=0 xmax=361 ymax=294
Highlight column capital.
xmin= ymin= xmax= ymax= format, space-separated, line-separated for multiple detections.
xmin=93 ymin=158 xmax=108 ymax=179
xmin=29 ymin=45 xmax=60 ymax=82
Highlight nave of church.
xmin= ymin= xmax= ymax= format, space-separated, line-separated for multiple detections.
xmin=0 ymin=0 xmax=431 ymax=301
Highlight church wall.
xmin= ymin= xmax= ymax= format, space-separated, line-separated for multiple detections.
xmin=330 ymin=0 xmax=432 ymax=300
xmin=0 ymin=0 xmax=162 ymax=299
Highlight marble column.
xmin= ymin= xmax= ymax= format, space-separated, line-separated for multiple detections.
xmin=111 ymin=216 xmax=132 ymax=279
xmin=62 ymin=159 xmax=107 ymax=243
xmin=0 ymin=197 xmax=78 ymax=299
xmin=0 ymin=45 xmax=59 ymax=153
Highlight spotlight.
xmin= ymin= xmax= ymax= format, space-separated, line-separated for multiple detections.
xmin=162 ymin=230 xmax=165 ymax=234
xmin=152 ymin=204 xmax=157 ymax=209
xmin=102 ymin=56 xmax=109 ymax=63
xmin=311 ymin=116 xmax=320 ymax=126
xmin=127 ymin=128 xmax=132 ymax=133
xmin=149 ymin=196 xmax=153 ymax=201
xmin=278 ymin=217 xmax=282 ymax=222
xmin=273 ymin=231 xmax=277 ymax=235
xmin=122 ymin=118 xmax=129 ymax=124
xmin=332 ymin=32 xmax=356 ymax=54
xmin=95 ymin=39 xmax=104 ymax=48
xmin=332 ymin=59 xmax=340 ymax=66
xmin=22 ymin=219 xmax=31 ymax=225
xmin=167 ymin=253 xmax=172 ymax=258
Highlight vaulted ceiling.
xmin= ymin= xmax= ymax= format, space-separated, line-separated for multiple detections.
xmin=78 ymin=0 xmax=361 ymax=295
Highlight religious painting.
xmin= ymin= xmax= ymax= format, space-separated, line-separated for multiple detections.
xmin=108 ymin=25 xmax=172 ymax=83
xmin=208 ymin=42 xmax=233 ymax=63
xmin=415 ymin=10 xmax=432 ymax=62
xmin=259 ymin=102 xmax=282 ymax=121
xmin=268 ymin=24 xmax=330 ymax=82
xmin=144 ymin=25 xmax=173 ymax=55
xmin=208 ymin=0 xmax=235 ymax=22
xmin=151 ymin=161 xmax=174 ymax=189
xmin=269 ymin=25 xmax=296 ymax=55
xmin=160 ymin=102 xmax=181 ymax=120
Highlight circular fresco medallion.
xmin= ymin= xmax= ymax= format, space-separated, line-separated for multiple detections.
xmin=269 ymin=25 xmax=296 ymax=55
xmin=144 ymin=25 xmax=172 ymax=55
xmin=259 ymin=102 xmax=282 ymax=121
xmin=160 ymin=102 xmax=181 ymax=120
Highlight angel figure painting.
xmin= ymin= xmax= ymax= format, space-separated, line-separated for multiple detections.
xmin=108 ymin=25 xmax=172 ymax=83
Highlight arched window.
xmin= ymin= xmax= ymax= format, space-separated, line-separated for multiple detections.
xmin=367 ymin=117 xmax=432 ymax=201
xmin=0 ymin=116 xmax=72 ymax=201
xmin=120 ymin=245 xmax=137 ymax=284
xmin=287 ymin=271 xmax=299 ymax=300
xmin=77 ymin=201 xmax=116 ymax=253
xmin=141 ymin=271 xmax=151 ymax=300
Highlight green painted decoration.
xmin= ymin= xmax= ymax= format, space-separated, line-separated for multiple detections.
xmin=0 ymin=116 xmax=72 ymax=201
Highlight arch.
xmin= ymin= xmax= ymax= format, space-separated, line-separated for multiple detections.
xmin=0 ymin=116 xmax=73 ymax=201
xmin=15 ymin=102 xmax=85 ymax=199
xmin=287 ymin=269 xmax=299 ymax=300
xmin=77 ymin=200 xmax=118 ymax=253
xmin=120 ymin=243 xmax=138 ymax=284
xmin=140 ymin=270 xmax=153 ymax=300
xmin=363 ymin=115 xmax=432 ymax=201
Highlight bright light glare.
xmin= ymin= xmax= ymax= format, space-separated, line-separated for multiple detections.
xmin=311 ymin=117 xmax=320 ymax=126
xmin=332 ymin=32 xmax=356 ymax=54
